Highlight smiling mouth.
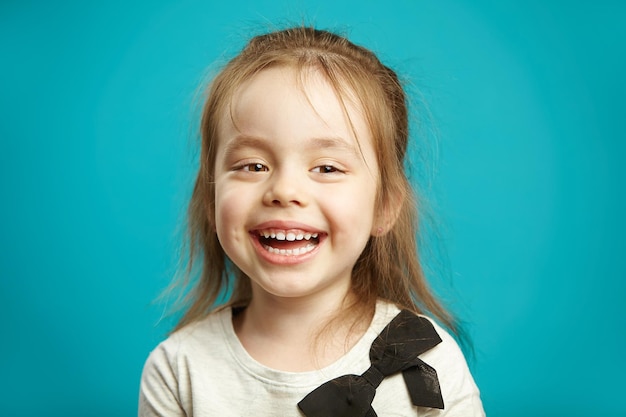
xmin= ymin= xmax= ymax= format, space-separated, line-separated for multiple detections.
xmin=253 ymin=229 xmax=322 ymax=256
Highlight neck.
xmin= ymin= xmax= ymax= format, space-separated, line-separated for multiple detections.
xmin=233 ymin=287 xmax=371 ymax=372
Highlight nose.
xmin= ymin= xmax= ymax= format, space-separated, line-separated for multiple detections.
xmin=262 ymin=168 xmax=307 ymax=207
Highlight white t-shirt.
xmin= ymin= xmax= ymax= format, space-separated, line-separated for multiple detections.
xmin=139 ymin=300 xmax=484 ymax=416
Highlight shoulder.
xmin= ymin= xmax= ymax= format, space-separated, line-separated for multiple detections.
xmin=374 ymin=301 xmax=468 ymax=368
xmin=139 ymin=308 xmax=234 ymax=416
xmin=375 ymin=301 xmax=470 ymax=375
xmin=144 ymin=307 xmax=231 ymax=370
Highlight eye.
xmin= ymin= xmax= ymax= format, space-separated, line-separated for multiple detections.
xmin=311 ymin=165 xmax=343 ymax=174
xmin=238 ymin=163 xmax=269 ymax=172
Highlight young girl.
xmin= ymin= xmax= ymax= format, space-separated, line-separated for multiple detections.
xmin=139 ymin=26 xmax=484 ymax=416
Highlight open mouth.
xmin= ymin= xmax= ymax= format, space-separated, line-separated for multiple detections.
xmin=253 ymin=229 xmax=322 ymax=256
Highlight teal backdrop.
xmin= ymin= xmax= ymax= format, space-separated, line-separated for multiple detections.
xmin=1 ymin=1 xmax=624 ymax=416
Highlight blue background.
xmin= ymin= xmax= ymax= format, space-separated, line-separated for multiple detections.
xmin=1 ymin=1 xmax=624 ymax=416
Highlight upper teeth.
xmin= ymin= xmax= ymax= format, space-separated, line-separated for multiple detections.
xmin=260 ymin=230 xmax=319 ymax=240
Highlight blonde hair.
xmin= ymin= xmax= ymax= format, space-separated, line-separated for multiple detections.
xmin=173 ymin=26 xmax=457 ymax=336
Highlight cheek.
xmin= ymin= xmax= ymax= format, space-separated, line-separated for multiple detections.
xmin=213 ymin=186 xmax=243 ymax=242
xmin=326 ymin=182 xmax=378 ymax=233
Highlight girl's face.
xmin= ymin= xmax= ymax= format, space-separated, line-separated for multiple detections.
xmin=213 ymin=66 xmax=380 ymax=305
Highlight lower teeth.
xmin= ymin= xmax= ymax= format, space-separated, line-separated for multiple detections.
xmin=263 ymin=243 xmax=315 ymax=256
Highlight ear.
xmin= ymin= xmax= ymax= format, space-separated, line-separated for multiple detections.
xmin=371 ymin=189 xmax=403 ymax=237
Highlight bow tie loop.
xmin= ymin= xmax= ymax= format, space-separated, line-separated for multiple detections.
xmin=298 ymin=374 xmax=375 ymax=417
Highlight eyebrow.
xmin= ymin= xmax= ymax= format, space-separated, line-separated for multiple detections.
xmin=221 ymin=135 xmax=270 ymax=159
xmin=222 ymin=135 xmax=362 ymax=159
xmin=309 ymin=137 xmax=361 ymax=157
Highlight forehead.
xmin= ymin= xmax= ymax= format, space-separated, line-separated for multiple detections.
xmin=218 ymin=65 xmax=373 ymax=153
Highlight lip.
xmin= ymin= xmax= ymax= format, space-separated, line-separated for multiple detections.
xmin=251 ymin=220 xmax=324 ymax=233
xmin=249 ymin=220 xmax=326 ymax=265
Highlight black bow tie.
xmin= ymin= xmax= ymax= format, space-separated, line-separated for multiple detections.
xmin=298 ymin=309 xmax=445 ymax=417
